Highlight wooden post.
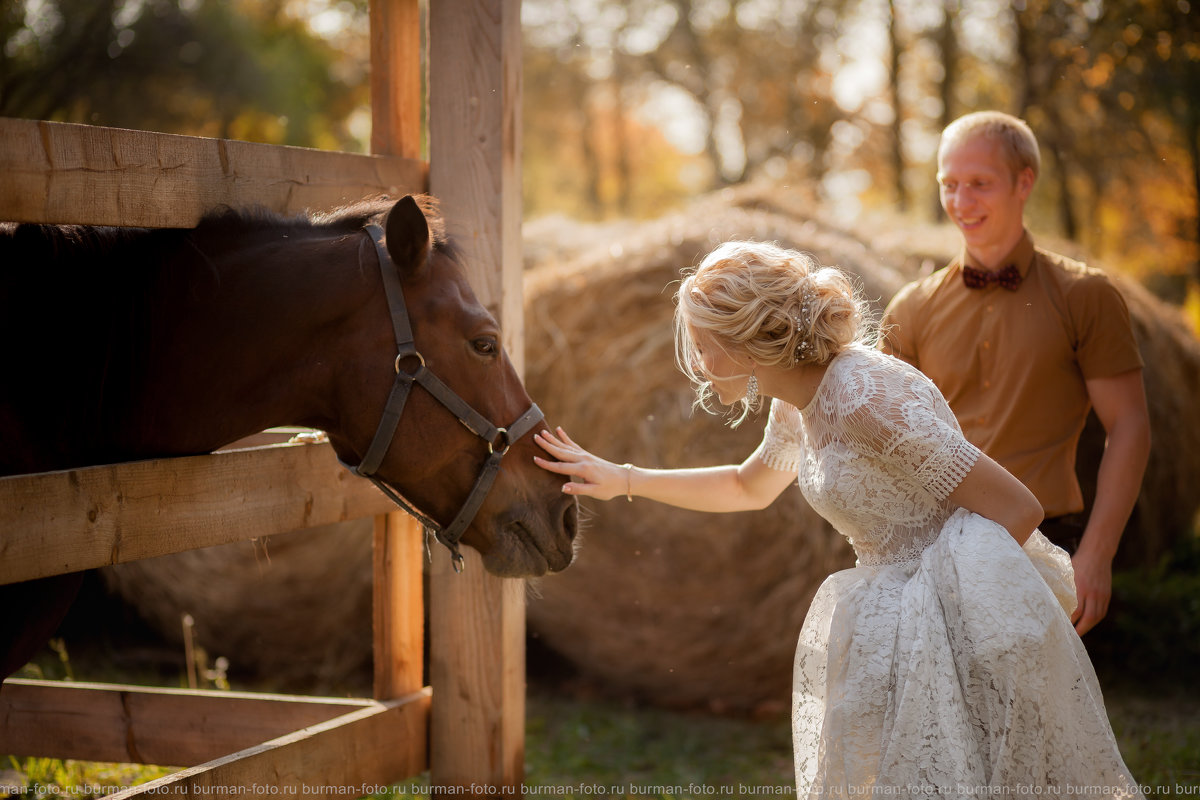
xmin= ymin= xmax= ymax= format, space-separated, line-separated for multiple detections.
xmin=428 ymin=0 xmax=526 ymax=792
xmin=370 ymin=0 xmax=422 ymax=161
xmin=369 ymin=0 xmax=428 ymax=708
xmin=373 ymin=511 xmax=425 ymax=699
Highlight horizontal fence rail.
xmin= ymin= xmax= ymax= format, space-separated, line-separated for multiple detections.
xmin=0 ymin=442 xmax=395 ymax=586
xmin=0 ymin=117 xmax=426 ymax=228
xmin=0 ymin=679 xmax=389 ymax=766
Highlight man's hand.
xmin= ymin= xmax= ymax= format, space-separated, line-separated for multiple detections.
xmin=1069 ymin=545 xmax=1113 ymax=636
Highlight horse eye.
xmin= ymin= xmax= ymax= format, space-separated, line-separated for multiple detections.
xmin=472 ymin=336 xmax=499 ymax=357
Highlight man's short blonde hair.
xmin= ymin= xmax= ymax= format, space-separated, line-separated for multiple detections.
xmin=939 ymin=111 xmax=1041 ymax=181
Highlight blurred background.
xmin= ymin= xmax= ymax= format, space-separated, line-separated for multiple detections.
xmin=3 ymin=0 xmax=1199 ymax=791
xmin=3 ymin=0 xmax=1197 ymax=311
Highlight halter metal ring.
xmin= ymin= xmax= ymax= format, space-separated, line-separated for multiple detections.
xmin=395 ymin=350 xmax=426 ymax=375
xmin=488 ymin=427 xmax=511 ymax=455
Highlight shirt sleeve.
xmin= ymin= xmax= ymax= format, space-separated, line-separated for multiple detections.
xmin=1069 ymin=273 xmax=1144 ymax=379
xmin=879 ymin=282 xmax=920 ymax=368
xmin=837 ymin=360 xmax=982 ymax=502
xmin=757 ymin=398 xmax=804 ymax=473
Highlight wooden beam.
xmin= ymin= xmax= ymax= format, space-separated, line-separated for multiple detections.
xmin=0 ymin=443 xmax=394 ymax=586
xmin=0 ymin=117 xmax=427 ymax=228
xmin=106 ymin=690 xmax=431 ymax=799
xmin=370 ymin=0 xmax=427 ymax=710
xmin=0 ymin=679 xmax=377 ymax=766
xmin=428 ymin=550 xmax=526 ymax=793
xmin=370 ymin=0 xmax=423 ymax=160
xmin=373 ymin=511 xmax=426 ymax=699
xmin=428 ymin=0 xmax=526 ymax=791
xmin=428 ymin=2 xmax=524 ymax=357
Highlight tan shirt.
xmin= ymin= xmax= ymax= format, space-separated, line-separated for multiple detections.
xmin=880 ymin=231 xmax=1143 ymax=517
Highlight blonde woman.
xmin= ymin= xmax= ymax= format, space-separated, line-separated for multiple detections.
xmin=534 ymin=240 xmax=1143 ymax=797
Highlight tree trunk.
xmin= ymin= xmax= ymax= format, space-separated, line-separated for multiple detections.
xmin=1189 ymin=117 xmax=1200 ymax=287
xmin=612 ymin=72 xmax=633 ymax=216
xmin=932 ymin=0 xmax=959 ymax=221
xmin=888 ymin=0 xmax=907 ymax=212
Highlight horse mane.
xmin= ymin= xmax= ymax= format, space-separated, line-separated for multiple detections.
xmin=185 ymin=194 xmax=451 ymax=255
xmin=0 ymin=193 xmax=448 ymax=270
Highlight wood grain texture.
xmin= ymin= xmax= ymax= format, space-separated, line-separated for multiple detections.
xmin=0 ymin=443 xmax=394 ymax=585
xmin=104 ymin=690 xmax=431 ymax=799
xmin=370 ymin=0 xmax=423 ymax=160
xmin=0 ymin=117 xmax=426 ymax=227
xmin=0 ymin=679 xmax=377 ymax=766
xmin=373 ymin=511 xmax=426 ymax=699
xmin=428 ymin=0 xmax=527 ymax=791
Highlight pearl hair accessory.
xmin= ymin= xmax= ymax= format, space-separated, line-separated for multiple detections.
xmin=793 ymin=282 xmax=818 ymax=363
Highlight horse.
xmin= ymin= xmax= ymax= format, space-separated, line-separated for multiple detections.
xmin=0 ymin=193 xmax=579 ymax=679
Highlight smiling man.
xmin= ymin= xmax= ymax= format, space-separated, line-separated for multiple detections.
xmin=880 ymin=110 xmax=1151 ymax=637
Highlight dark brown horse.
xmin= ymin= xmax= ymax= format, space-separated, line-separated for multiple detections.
xmin=0 ymin=194 xmax=578 ymax=678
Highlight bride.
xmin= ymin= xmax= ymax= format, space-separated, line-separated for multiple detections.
xmin=533 ymin=239 xmax=1143 ymax=797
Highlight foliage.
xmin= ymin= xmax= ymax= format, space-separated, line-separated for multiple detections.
xmin=519 ymin=0 xmax=1199 ymax=292
xmin=3 ymin=0 xmax=1196 ymax=292
xmin=1 ymin=757 xmax=172 ymax=800
xmin=1088 ymin=531 xmax=1200 ymax=690
xmin=1007 ymin=0 xmax=1200 ymax=285
xmin=0 ymin=0 xmax=368 ymax=151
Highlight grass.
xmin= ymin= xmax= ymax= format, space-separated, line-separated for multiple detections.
xmin=0 ymin=757 xmax=172 ymax=799
xmin=1106 ymin=692 xmax=1200 ymax=789
xmin=3 ymin=679 xmax=1198 ymax=800
xmin=4 ymin=536 xmax=1200 ymax=799
xmin=524 ymin=690 xmax=794 ymax=787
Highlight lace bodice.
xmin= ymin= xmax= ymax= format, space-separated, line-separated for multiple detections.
xmin=760 ymin=345 xmax=981 ymax=566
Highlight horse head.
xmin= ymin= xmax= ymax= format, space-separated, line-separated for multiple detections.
xmin=328 ymin=196 xmax=579 ymax=577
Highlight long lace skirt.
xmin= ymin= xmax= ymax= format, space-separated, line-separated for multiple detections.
xmin=792 ymin=508 xmax=1143 ymax=798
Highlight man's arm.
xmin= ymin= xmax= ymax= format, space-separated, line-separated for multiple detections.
xmin=1073 ymin=368 xmax=1151 ymax=635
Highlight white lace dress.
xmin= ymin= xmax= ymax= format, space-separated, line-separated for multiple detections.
xmin=760 ymin=345 xmax=1143 ymax=798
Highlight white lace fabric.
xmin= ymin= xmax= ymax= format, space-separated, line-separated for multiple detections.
xmin=760 ymin=346 xmax=1144 ymax=798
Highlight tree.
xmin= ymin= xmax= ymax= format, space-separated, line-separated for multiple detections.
xmin=1 ymin=0 xmax=367 ymax=151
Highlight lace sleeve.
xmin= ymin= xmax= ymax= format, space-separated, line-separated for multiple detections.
xmin=758 ymin=398 xmax=804 ymax=473
xmin=830 ymin=353 xmax=981 ymax=501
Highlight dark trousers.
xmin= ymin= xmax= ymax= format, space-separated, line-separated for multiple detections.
xmin=1039 ymin=513 xmax=1087 ymax=555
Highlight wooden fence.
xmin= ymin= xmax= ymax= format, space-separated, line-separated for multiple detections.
xmin=0 ymin=0 xmax=527 ymax=794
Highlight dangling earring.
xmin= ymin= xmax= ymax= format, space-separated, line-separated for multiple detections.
xmin=745 ymin=370 xmax=759 ymax=408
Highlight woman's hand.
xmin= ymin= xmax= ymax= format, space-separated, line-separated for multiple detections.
xmin=534 ymin=427 xmax=629 ymax=501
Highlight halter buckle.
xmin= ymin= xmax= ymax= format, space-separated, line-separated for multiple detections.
xmin=487 ymin=427 xmax=511 ymax=455
xmin=395 ymin=350 xmax=425 ymax=375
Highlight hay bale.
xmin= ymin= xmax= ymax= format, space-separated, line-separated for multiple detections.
xmin=522 ymin=186 xmax=909 ymax=712
xmin=102 ymin=183 xmax=1200 ymax=705
xmin=101 ymin=518 xmax=374 ymax=692
xmin=522 ymin=183 xmax=1200 ymax=711
xmin=1099 ymin=273 xmax=1200 ymax=567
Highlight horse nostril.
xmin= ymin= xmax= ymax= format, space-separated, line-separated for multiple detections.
xmin=562 ymin=499 xmax=579 ymax=541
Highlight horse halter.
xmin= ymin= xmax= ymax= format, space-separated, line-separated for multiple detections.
xmin=342 ymin=224 xmax=545 ymax=572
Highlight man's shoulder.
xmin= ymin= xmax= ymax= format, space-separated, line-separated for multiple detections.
xmin=1034 ymin=246 xmax=1113 ymax=287
xmin=1032 ymin=247 xmax=1131 ymax=317
xmin=887 ymin=265 xmax=959 ymax=312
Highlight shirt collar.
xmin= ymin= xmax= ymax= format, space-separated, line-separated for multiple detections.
xmin=956 ymin=230 xmax=1035 ymax=279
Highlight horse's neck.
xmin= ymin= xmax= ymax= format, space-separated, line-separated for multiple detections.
xmin=130 ymin=233 xmax=377 ymax=457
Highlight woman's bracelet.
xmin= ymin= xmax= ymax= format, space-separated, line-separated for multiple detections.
xmin=621 ymin=463 xmax=633 ymax=502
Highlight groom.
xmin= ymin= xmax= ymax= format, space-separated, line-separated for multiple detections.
xmin=880 ymin=111 xmax=1150 ymax=637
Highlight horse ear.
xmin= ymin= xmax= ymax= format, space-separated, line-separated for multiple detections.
xmin=384 ymin=195 xmax=431 ymax=276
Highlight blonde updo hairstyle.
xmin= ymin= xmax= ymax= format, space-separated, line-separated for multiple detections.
xmin=674 ymin=240 xmax=869 ymax=425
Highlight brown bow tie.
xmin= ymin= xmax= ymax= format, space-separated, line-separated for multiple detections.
xmin=962 ymin=263 xmax=1021 ymax=291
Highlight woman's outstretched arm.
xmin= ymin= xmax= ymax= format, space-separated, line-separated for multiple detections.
xmin=534 ymin=427 xmax=796 ymax=513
